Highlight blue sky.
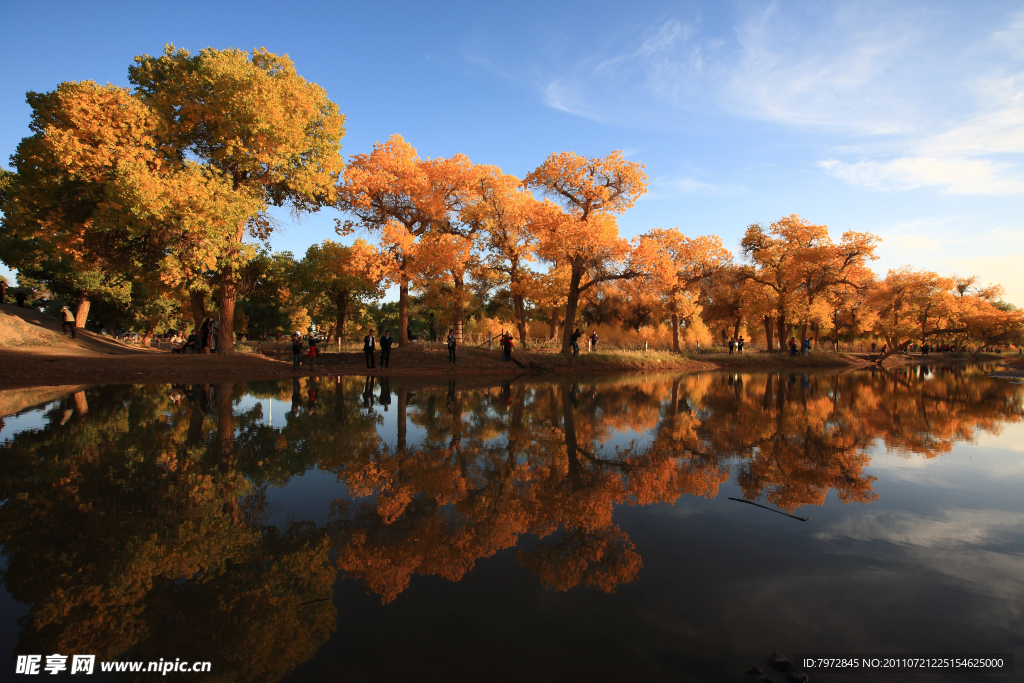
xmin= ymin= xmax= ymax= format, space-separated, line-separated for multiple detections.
xmin=2 ymin=0 xmax=1022 ymax=305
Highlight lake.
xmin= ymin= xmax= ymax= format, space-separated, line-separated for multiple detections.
xmin=0 ymin=365 xmax=1021 ymax=681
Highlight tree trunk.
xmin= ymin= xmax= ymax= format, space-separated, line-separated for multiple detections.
xmin=812 ymin=321 xmax=820 ymax=346
xmin=763 ymin=315 xmax=775 ymax=351
xmin=453 ymin=273 xmax=465 ymax=344
xmin=190 ymin=290 xmax=207 ymax=335
xmin=733 ymin=318 xmax=742 ymax=341
xmin=671 ymin=313 xmax=680 ymax=352
xmin=218 ymin=268 xmax=237 ymax=354
xmin=799 ymin=322 xmax=809 ymax=345
xmin=398 ymin=276 xmax=410 ymax=346
xmin=562 ymin=385 xmax=582 ymax=490
xmin=104 ymin=312 xmax=116 ymax=336
xmin=776 ymin=314 xmax=787 ymax=350
xmin=142 ymin=323 xmax=158 ymax=347
xmin=560 ymin=266 xmax=584 ymax=354
xmin=513 ymin=292 xmax=527 ymax=345
xmin=216 ymin=383 xmax=235 ymax=455
xmin=335 ymin=290 xmax=350 ymax=342
xmin=74 ymin=296 xmax=90 ymax=329
xmin=876 ymin=340 xmax=912 ymax=365
xmin=549 ymin=307 xmax=560 ymax=340
xmin=397 ymin=388 xmax=407 ymax=453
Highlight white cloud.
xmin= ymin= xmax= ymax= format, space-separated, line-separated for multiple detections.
xmin=645 ymin=174 xmax=745 ymax=199
xmin=816 ymin=508 xmax=1024 ymax=549
xmin=488 ymin=4 xmax=1024 ymax=196
xmin=818 ymin=157 xmax=1024 ymax=195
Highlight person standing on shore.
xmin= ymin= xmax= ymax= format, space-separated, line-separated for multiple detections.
xmin=379 ymin=330 xmax=392 ymax=368
xmin=291 ymin=331 xmax=304 ymax=370
xmin=307 ymin=335 xmax=319 ymax=370
xmin=738 ymin=336 xmax=744 ymax=354
xmin=728 ymin=338 xmax=735 ymax=354
xmin=447 ymin=329 xmax=458 ymax=363
xmin=60 ymin=305 xmax=76 ymax=339
xmin=571 ymin=328 xmax=582 ymax=357
xmin=590 ymin=331 xmax=598 ymax=352
xmin=364 ymin=329 xmax=376 ymax=368
xmin=200 ymin=317 xmax=211 ymax=354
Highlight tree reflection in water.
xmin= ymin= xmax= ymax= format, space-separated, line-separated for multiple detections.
xmin=0 ymin=365 xmax=1019 ymax=680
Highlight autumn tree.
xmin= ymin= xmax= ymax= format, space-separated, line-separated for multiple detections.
xmin=129 ymin=45 xmax=346 ymax=353
xmin=741 ymin=215 xmax=878 ymax=350
xmin=337 ymin=135 xmax=476 ymax=345
xmin=292 ymin=240 xmax=384 ymax=341
xmin=640 ymin=228 xmax=733 ymax=351
xmin=524 ymin=151 xmax=649 ymax=354
xmin=474 ymin=170 xmax=543 ymax=344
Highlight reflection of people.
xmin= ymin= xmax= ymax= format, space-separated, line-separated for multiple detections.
xmin=378 ymin=376 xmax=391 ymax=411
xmin=363 ymin=376 xmax=376 ymax=409
xmin=364 ymin=329 xmax=376 ymax=368
xmin=447 ymin=329 xmax=457 ymax=363
xmin=380 ymin=330 xmax=392 ymax=368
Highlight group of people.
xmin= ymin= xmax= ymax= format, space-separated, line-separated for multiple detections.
xmin=787 ymin=337 xmax=813 ymax=356
xmin=498 ymin=331 xmax=516 ymax=362
xmin=361 ymin=329 xmax=394 ymax=368
xmin=568 ymin=328 xmax=599 ymax=356
xmin=290 ymin=331 xmax=322 ymax=370
xmin=727 ymin=336 xmax=745 ymax=354
xmin=169 ymin=317 xmax=219 ymax=355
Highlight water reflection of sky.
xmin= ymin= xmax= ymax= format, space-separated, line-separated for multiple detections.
xmin=0 ymin=370 xmax=1021 ymax=682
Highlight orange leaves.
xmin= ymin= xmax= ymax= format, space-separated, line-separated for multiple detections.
xmin=524 ymin=150 xmax=648 ymax=219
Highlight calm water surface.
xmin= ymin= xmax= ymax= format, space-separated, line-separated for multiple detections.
xmin=0 ymin=366 xmax=1021 ymax=682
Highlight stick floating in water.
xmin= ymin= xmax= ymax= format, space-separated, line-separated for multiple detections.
xmin=728 ymin=497 xmax=809 ymax=522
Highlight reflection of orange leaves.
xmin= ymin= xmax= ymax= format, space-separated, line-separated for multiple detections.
xmin=519 ymin=525 xmax=641 ymax=593
xmin=376 ymin=485 xmax=413 ymax=524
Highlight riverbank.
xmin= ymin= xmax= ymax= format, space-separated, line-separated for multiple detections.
xmin=3 ymin=304 xmax=1014 ymax=388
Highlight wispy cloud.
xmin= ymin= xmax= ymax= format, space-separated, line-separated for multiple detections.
xmin=818 ymin=157 xmax=1024 ymax=195
xmin=645 ymin=174 xmax=745 ymax=199
xmin=476 ymin=3 xmax=1024 ymax=196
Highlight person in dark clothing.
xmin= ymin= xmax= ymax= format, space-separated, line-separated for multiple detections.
xmin=185 ymin=330 xmax=197 ymax=354
xmin=447 ymin=329 xmax=457 ymax=362
xmin=737 ymin=336 xmax=744 ymax=353
xmin=15 ymin=290 xmax=27 ymax=307
xmin=363 ymin=329 xmax=376 ymax=368
xmin=307 ymin=336 xmax=319 ymax=370
xmin=60 ymin=305 xmax=76 ymax=339
xmin=571 ymin=328 xmax=582 ymax=356
xmin=379 ymin=330 xmax=392 ymax=368
xmin=590 ymin=331 xmax=598 ymax=351
xmin=500 ymin=332 xmax=512 ymax=362
xmin=728 ymin=338 xmax=735 ymax=354
xmin=200 ymin=317 xmax=211 ymax=354
xmin=291 ymin=332 xmax=304 ymax=371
